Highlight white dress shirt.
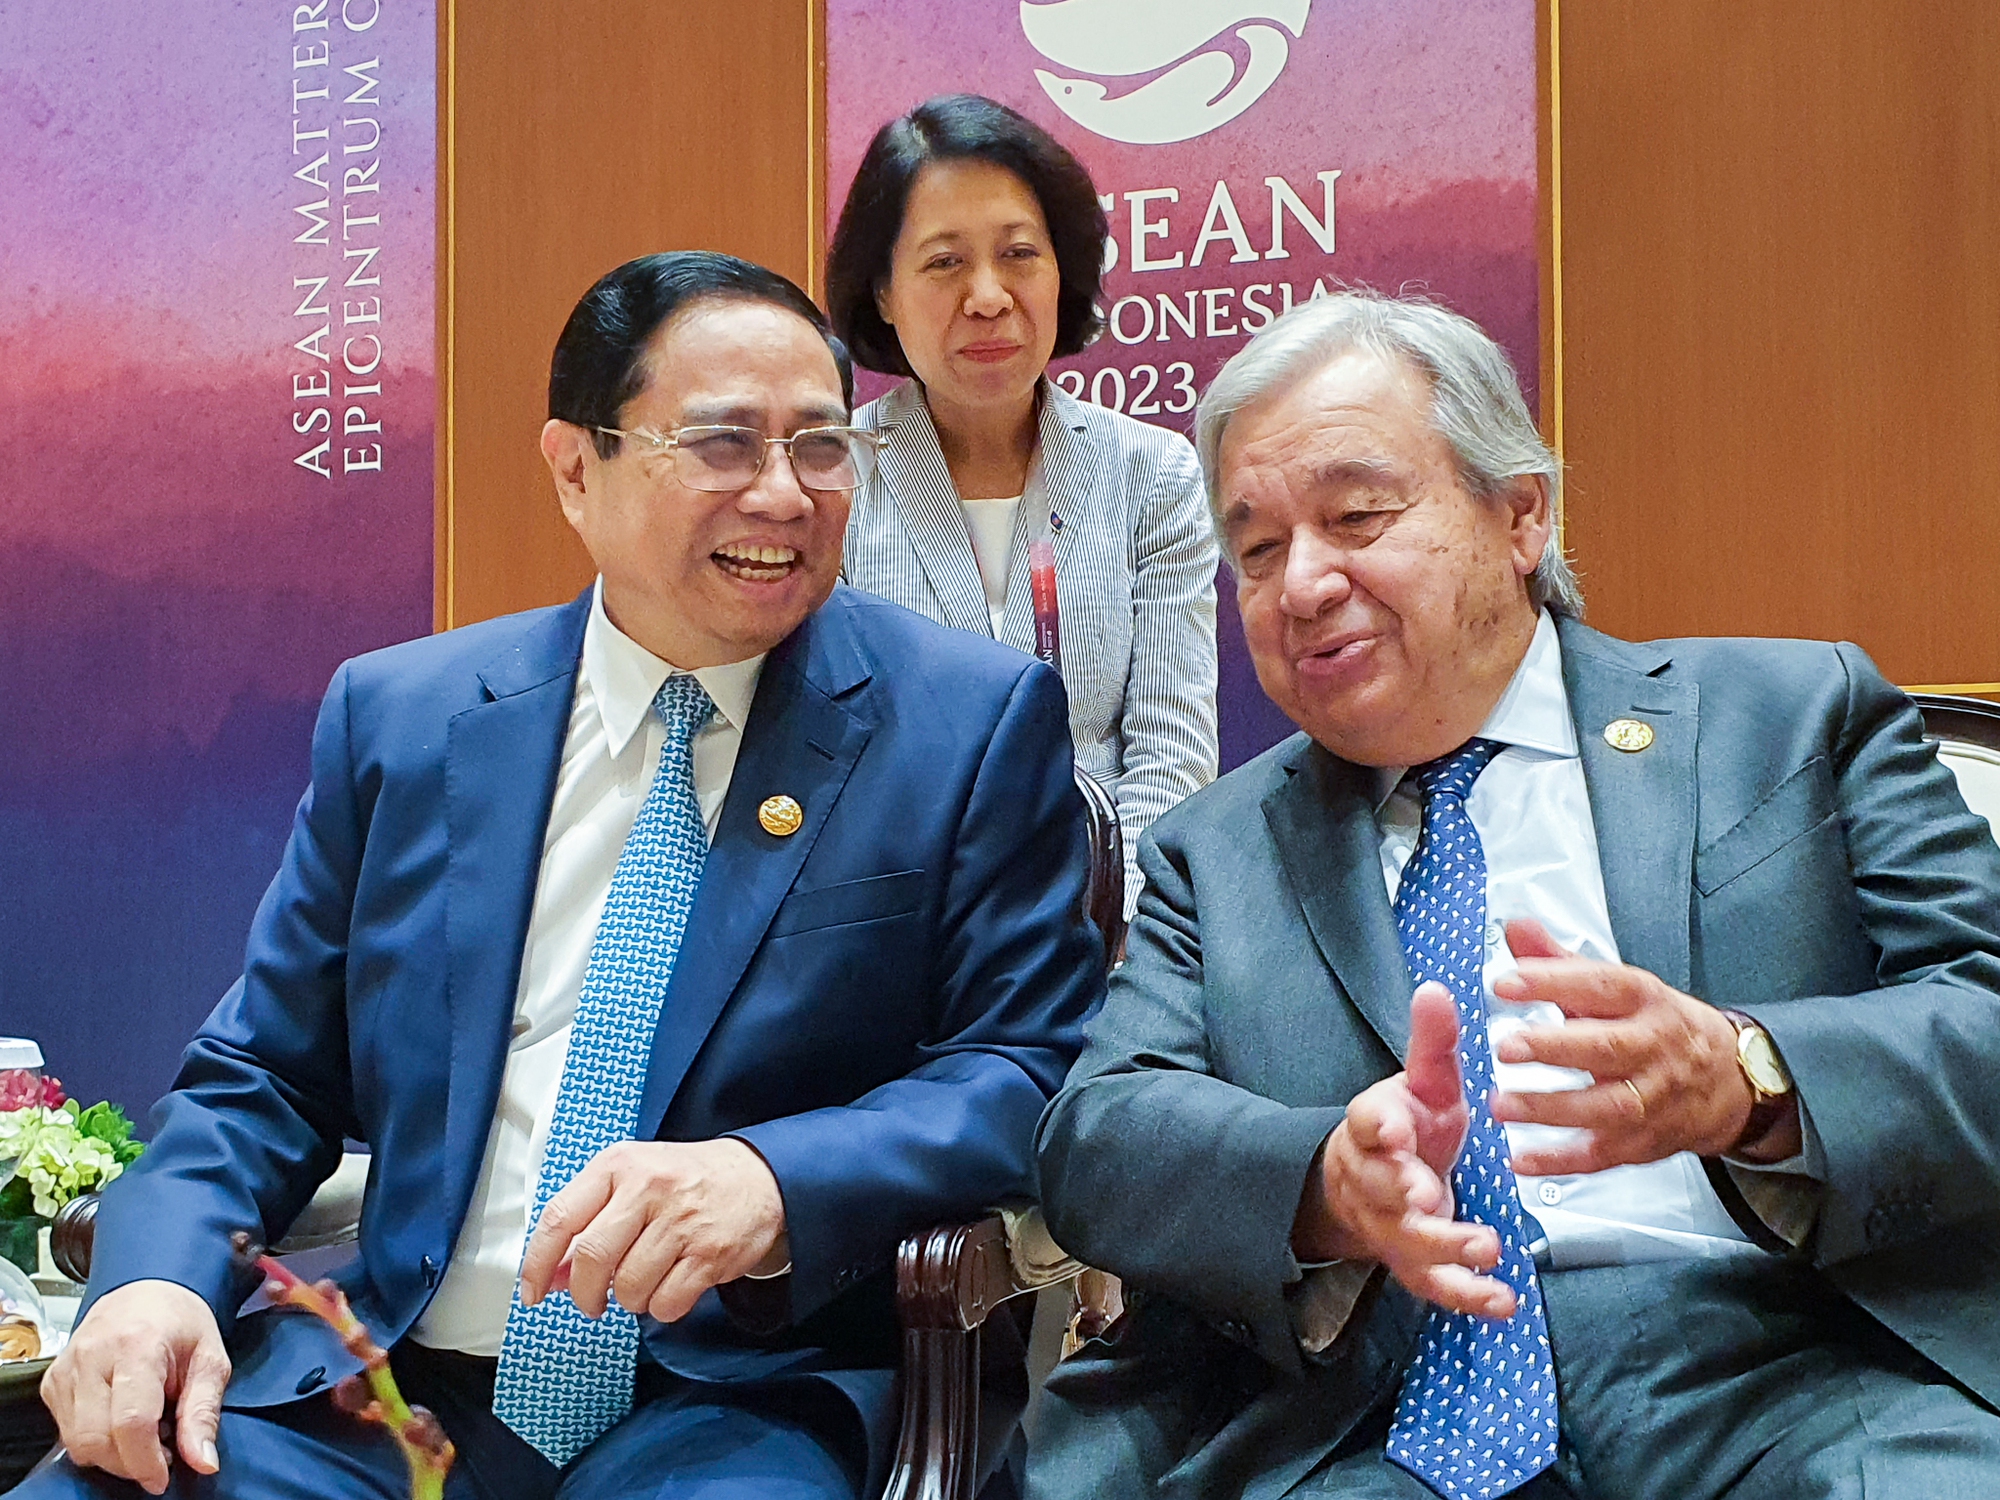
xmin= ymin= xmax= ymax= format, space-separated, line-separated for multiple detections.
xmin=1375 ymin=612 xmax=1763 ymax=1268
xmin=413 ymin=579 xmax=765 ymax=1354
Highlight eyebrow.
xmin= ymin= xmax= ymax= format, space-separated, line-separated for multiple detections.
xmin=1308 ymin=457 xmax=1405 ymax=489
xmin=914 ymin=221 xmax=1042 ymax=249
xmin=678 ymin=400 xmax=850 ymax=429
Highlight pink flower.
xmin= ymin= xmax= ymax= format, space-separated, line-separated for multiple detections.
xmin=0 ymin=1072 xmax=64 ymax=1112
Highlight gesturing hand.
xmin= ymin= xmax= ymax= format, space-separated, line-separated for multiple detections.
xmin=1295 ymin=983 xmax=1517 ymax=1320
xmin=518 ymin=1138 xmax=788 ymax=1325
xmin=1488 ymin=918 xmax=1789 ymax=1172
xmin=40 ymin=1279 xmax=229 ymax=1496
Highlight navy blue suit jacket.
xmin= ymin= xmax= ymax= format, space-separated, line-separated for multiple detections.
xmin=85 ymin=584 xmax=1100 ymax=1470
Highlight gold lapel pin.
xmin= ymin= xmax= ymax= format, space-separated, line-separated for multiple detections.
xmin=1603 ymin=718 xmax=1655 ymax=753
xmin=758 ymin=794 xmax=804 ymax=837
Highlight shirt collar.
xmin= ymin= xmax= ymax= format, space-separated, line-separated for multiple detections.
xmin=582 ymin=577 xmax=767 ymax=757
xmin=1373 ymin=610 xmax=1574 ymax=806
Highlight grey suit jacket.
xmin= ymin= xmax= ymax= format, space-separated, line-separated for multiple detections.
xmin=843 ymin=378 xmax=1219 ymax=912
xmin=1032 ymin=618 xmax=2000 ymax=1500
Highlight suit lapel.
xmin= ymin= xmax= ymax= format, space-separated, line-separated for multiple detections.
xmin=442 ymin=592 xmax=592 ymax=1219
xmin=636 ymin=595 xmax=875 ymax=1137
xmin=1558 ymin=618 xmax=1699 ymax=991
xmin=999 ymin=382 xmax=1091 ymax=647
xmin=1263 ymin=739 xmax=1416 ymax=1059
xmin=874 ymin=384 xmax=991 ymax=636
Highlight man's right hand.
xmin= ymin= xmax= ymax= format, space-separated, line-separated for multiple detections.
xmin=1292 ymin=982 xmax=1517 ymax=1319
xmin=40 ymin=1279 xmax=229 ymax=1495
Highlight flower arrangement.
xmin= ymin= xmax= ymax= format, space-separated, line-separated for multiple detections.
xmin=0 ymin=1084 xmax=145 ymax=1275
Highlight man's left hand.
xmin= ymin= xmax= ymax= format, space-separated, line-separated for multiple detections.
xmin=1488 ymin=919 xmax=1796 ymax=1172
xmin=518 ymin=1139 xmax=789 ymax=1324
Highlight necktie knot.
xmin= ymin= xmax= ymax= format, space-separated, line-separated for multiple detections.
xmin=1415 ymin=737 xmax=1506 ymax=805
xmin=654 ymin=674 xmax=715 ymax=739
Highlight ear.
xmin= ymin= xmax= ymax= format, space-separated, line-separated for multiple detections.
xmin=872 ymin=276 xmax=895 ymax=329
xmin=541 ymin=420 xmax=593 ymax=531
xmin=1500 ymin=473 xmax=1553 ymax=580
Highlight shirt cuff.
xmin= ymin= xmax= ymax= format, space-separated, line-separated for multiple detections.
xmin=1723 ymin=1092 xmax=1827 ymax=1179
xmin=1721 ymin=1095 xmax=1826 ymax=1248
xmin=1286 ymin=1260 xmax=1375 ymax=1355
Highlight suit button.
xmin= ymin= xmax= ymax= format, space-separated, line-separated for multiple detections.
xmin=1219 ymin=1319 xmax=1250 ymax=1344
xmin=421 ymin=1255 xmax=441 ymax=1288
xmin=296 ymin=1365 xmax=327 ymax=1395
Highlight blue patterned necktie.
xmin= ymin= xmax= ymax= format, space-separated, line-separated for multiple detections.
xmin=1384 ymin=738 xmax=1560 ymax=1500
xmin=492 ymin=673 xmax=715 ymax=1465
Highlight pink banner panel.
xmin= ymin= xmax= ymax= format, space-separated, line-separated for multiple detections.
xmin=827 ymin=0 xmax=1540 ymax=765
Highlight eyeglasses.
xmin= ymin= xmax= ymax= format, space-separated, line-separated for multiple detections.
xmin=593 ymin=424 xmax=883 ymax=493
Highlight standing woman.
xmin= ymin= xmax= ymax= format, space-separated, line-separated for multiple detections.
xmin=830 ymin=94 xmax=1218 ymax=916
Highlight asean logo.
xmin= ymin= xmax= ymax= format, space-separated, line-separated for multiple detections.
xmin=1021 ymin=0 xmax=1311 ymax=145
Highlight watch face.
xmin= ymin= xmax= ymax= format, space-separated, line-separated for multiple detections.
xmin=1739 ymin=1029 xmax=1792 ymax=1096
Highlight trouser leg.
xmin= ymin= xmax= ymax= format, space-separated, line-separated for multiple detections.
xmin=1291 ymin=1379 xmax=1588 ymax=1498
xmin=8 ymin=1391 xmax=476 ymax=1500
xmin=558 ymin=1371 xmax=865 ymax=1500
xmin=1540 ymin=1255 xmax=2000 ymax=1500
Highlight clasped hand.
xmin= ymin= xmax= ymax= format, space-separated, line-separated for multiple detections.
xmin=1294 ymin=919 xmax=1764 ymax=1321
xmin=518 ymin=1137 xmax=788 ymax=1323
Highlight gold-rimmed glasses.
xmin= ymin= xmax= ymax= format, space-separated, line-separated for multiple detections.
xmin=593 ymin=424 xmax=883 ymax=493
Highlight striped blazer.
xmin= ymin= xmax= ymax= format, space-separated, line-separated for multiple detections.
xmin=844 ymin=377 xmax=1219 ymax=913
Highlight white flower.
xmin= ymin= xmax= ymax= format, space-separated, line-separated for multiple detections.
xmin=4 ymin=1108 xmax=127 ymax=1218
xmin=0 ymin=1106 xmax=64 ymax=1165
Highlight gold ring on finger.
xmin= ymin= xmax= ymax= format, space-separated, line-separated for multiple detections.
xmin=1621 ymin=1078 xmax=1647 ymax=1123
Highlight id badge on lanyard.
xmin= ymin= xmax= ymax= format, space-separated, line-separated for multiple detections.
xmin=1028 ymin=503 xmax=1062 ymax=674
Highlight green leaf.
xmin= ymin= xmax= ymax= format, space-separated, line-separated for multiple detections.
xmin=75 ymin=1102 xmax=136 ymax=1147
xmin=0 ymin=1176 xmax=33 ymax=1219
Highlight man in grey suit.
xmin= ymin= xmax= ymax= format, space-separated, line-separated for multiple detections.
xmin=1030 ymin=289 xmax=2000 ymax=1500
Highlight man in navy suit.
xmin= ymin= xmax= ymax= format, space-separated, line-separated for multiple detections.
xmin=29 ymin=253 xmax=1100 ymax=1499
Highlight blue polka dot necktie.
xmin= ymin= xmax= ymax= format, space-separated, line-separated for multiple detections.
xmin=492 ymin=673 xmax=715 ymax=1466
xmin=1384 ymin=738 xmax=1560 ymax=1500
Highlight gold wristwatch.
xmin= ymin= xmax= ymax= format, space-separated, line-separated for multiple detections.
xmin=1720 ymin=1009 xmax=1793 ymax=1145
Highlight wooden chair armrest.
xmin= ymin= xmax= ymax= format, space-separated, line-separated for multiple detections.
xmin=897 ymin=1214 xmax=1070 ymax=1335
xmin=47 ymin=1154 xmax=370 ymax=1285
xmin=885 ymin=1212 xmax=1091 ymax=1500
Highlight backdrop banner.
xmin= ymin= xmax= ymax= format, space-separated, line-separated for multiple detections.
xmin=826 ymin=0 xmax=1541 ymax=767
xmin=0 ymin=1 xmax=436 ymax=1116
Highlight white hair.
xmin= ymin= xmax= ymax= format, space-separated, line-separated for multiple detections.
xmin=1194 ymin=287 xmax=1584 ymax=617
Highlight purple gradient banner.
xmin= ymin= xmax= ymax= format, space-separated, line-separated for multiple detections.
xmin=0 ymin=1 xmax=435 ymax=1116
xmin=827 ymin=0 xmax=1540 ymax=767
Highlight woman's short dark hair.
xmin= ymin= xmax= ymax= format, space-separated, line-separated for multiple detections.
xmin=549 ymin=251 xmax=853 ymax=458
xmin=826 ymin=94 xmax=1108 ymax=377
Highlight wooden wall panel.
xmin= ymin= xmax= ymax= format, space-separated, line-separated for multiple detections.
xmin=439 ymin=0 xmax=819 ymax=629
xmin=1557 ymin=1 xmax=2000 ymax=688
